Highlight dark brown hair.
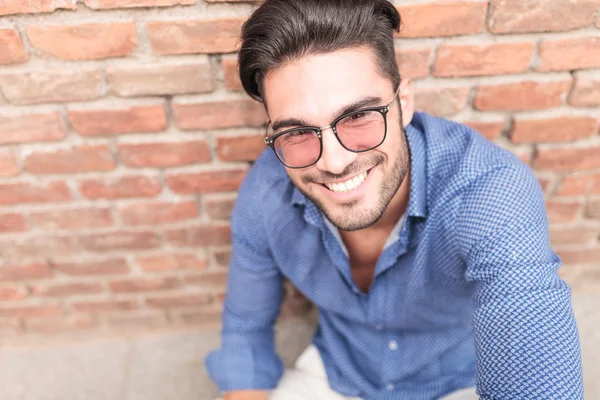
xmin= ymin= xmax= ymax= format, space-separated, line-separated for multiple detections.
xmin=238 ymin=0 xmax=402 ymax=102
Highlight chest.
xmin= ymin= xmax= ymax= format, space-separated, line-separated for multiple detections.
xmin=346 ymin=239 xmax=386 ymax=293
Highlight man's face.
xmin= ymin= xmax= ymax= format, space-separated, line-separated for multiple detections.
xmin=262 ymin=47 xmax=413 ymax=231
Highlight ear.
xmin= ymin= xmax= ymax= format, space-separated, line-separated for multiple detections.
xmin=398 ymin=78 xmax=414 ymax=127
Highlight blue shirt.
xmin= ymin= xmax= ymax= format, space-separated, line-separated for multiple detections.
xmin=205 ymin=112 xmax=583 ymax=399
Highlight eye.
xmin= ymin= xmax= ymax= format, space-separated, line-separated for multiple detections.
xmin=288 ymin=129 xmax=312 ymax=138
xmin=349 ymin=112 xmax=366 ymax=121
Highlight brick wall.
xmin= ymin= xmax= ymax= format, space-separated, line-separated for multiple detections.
xmin=0 ymin=0 xmax=599 ymax=337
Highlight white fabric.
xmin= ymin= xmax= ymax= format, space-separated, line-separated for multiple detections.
xmin=216 ymin=344 xmax=478 ymax=400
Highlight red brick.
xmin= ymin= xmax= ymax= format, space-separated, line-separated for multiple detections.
xmin=413 ymin=86 xmax=470 ymax=117
xmin=0 ymin=69 xmax=104 ymax=105
xmin=556 ymin=174 xmax=599 ymax=196
xmin=546 ymin=199 xmax=584 ymax=223
xmin=536 ymin=177 xmax=552 ymax=193
xmin=71 ymin=299 xmax=138 ymax=313
xmin=569 ymin=71 xmax=600 ymax=107
xmin=511 ymin=116 xmax=598 ymax=144
xmin=29 ymin=207 xmax=113 ymax=230
xmin=537 ymin=37 xmax=600 ymax=72
xmin=31 ymin=282 xmax=104 ymax=297
xmin=27 ymin=22 xmax=136 ymax=60
xmin=558 ymin=248 xmax=600 ymax=265
xmin=184 ymin=270 xmax=228 ymax=287
xmin=147 ymin=17 xmax=245 ymax=55
xmin=145 ymin=293 xmax=212 ymax=308
xmin=593 ymin=175 xmax=600 ymax=195
xmin=136 ymin=253 xmax=207 ymax=272
xmin=203 ymin=196 xmax=236 ymax=220
xmin=166 ymin=169 xmax=247 ymax=194
xmin=24 ymin=315 xmax=94 ymax=334
xmin=0 ymin=213 xmax=27 ymax=233
xmin=173 ymin=99 xmax=267 ymax=130
xmin=0 ymin=112 xmax=65 ymax=144
xmin=464 ymin=120 xmax=505 ymax=141
xmin=107 ymin=62 xmax=213 ymax=97
xmin=397 ymin=1 xmax=487 ymax=38
xmin=0 ymin=181 xmax=71 ymax=205
xmin=551 ymin=228 xmax=598 ymax=247
xmin=586 ymin=201 xmax=600 ymax=220
xmin=119 ymin=201 xmax=199 ymax=226
xmin=475 ymin=79 xmax=571 ymax=111
xmin=0 ymin=0 xmax=77 ymax=16
xmin=534 ymin=146 xmax=600 ymax=171
xmin=0 ymin=29 xmax=28 ymax=65
xmin=0 ymin=285 xmax=28 ymax=301
xmin=79 ymin=175 xmax=162 ymax=199
xmin=165 ymin=224 xmax=231 ymax=247
xmin=395 ymin=47 xmax=432 ymax=79
xmin=216 ymin=135 xmax=265 ymax=162
xmin=434 ymin=42 xmax=535 ymax=77
xmin=24 ymin=145 xmax=116 ymax=175
xmin=0 ymin=236 xmax=78 ymax=259
xmin=83 ymin=0 xmax=195 ymax=9
xmin=0 ymin=150 xmax=20 ymax=177
xmin=222 ymin=58 xmax=242 ymax=92
xmin=0 ymin=305 xmax=62 ymax=318
xmin=79 ymin=231 xmax=161 ymax=252
xmin=488 ymin=0 xmax=600 ymax=33
xmin=53 ymin=258 xmax=129 ymax=276
xmin=119 ymin=140 xmax=210 ymax=168
xmin=69 ymin=104 xmax=168 ymax=136
xmin=213 ymin=249 xmax=231 ymax=266
xmin=109 ymin=276 xmax=180 ymax=293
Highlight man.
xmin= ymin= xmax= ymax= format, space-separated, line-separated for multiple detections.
xmin=205 ymin=0 xmax=584 ymax=399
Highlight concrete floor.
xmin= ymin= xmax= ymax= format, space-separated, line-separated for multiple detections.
xmin=0 ymin=294 xmax=598 ymax=400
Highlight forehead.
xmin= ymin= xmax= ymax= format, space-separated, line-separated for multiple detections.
xmin=262 ymin=47 xmax=392 ymax=122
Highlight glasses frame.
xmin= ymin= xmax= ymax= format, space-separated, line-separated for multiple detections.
xmin=264 ymin=92 xmax=399 ymax=169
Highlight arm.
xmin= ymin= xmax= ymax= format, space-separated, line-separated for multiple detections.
xmin=223 ymin=390 xmax=269 ymax=400
xmin=457 ymin=165 xmax=583 ymax=399
xmin=205 ymin=176 xmax=285 ymax=394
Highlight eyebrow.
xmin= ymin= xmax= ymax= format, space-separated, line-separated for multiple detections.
xmin=270 ymin=96 xmax=383 ymax=132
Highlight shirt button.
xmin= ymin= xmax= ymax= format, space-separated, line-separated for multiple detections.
xmin=352 ymin=287 xmax=360 ymax=294
xmin=375 ymin=324 xmax=383 ymax=331
xmin=386 ymin=383 xmax=395 ymax=391
xmin=388 ymin=340 xmax=398 ymax=351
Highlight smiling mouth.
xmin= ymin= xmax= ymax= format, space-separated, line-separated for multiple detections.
xmin=322 ymin=169 xmax=370 ymax=193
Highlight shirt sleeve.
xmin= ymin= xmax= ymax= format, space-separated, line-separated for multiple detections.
xmin=204 ymin=177 xmax=285 ymax=393
xmin=457 ymin=164 xmax=584 ymax=400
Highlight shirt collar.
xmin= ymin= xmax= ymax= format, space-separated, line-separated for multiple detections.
xmin=291 ymin=117 xmax=428 ymax=219
xmin=404 ymin=118 xmax=428 ymax=219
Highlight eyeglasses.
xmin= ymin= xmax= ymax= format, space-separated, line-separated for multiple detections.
xmin=264 ymin=92 xmax=398 ymax=169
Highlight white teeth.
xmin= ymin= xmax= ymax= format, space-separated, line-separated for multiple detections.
xmin=325 ymin=171 xmax=368 ymax=193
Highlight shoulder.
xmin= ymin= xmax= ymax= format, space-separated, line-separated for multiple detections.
xmin=413 ymin=113 xmax=545 ymax=249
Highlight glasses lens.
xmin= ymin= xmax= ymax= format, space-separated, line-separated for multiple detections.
xmin=336 ymin=110 xmax=386 ymax=151
xmin=274 ymin=129 xmax=320 ymax=168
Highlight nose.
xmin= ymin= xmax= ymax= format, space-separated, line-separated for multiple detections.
xmin=315 ymin=127 xmax=358 ymax=175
